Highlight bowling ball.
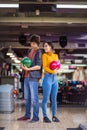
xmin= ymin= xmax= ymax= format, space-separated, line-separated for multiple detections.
xmin=13 ymin=89 xmax=18 ymax=95
xmin=21 ymin=57 xmax=32 ymax=68
xmin=56 ymin=61 xmax=61 ymax=69
xmin=50 ymin=61 xmax=61 ymax=70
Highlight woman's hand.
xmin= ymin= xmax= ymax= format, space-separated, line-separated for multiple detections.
xmin=54 ymin=69 xmax=58 ymax=74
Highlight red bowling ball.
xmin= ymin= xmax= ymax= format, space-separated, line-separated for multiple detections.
xmin=50 ymin=61 xmax=60 ymax=70
xmin=13 ymin=89 xmax=18 ymax=95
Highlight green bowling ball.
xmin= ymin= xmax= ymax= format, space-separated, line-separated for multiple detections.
xmin=21 ymin=57 xmax=32 ymax=68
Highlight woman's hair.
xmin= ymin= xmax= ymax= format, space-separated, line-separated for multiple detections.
xmin=30 ymin=34 xmax=40 ymax=45
xmin=43 ymin=41 xmax=54 ymax=50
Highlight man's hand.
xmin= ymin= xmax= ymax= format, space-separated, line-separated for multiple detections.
xmin=21 ymin=64 xmax=30 ymax=71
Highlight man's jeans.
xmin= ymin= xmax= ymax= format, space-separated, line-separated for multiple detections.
xmin=24 ymin=77 xmax=31 ymax=118
xmin=24 ymin=77 xmax=39 ymax=119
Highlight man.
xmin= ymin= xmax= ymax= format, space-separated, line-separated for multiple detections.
xmin=17 ymin=34 xmax=42 ymax=123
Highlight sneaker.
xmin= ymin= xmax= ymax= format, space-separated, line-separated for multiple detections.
xmin=17 ymin=116 xmax=30 ymax=121
xmin=52 ymin=116 xmax=60 ymax=122
xmin=43 ymin=117 xmax=51 ymax=123
xmin=29 ymin=117 xmax=39 ymax=123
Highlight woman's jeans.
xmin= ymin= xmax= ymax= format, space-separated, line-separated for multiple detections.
xmin=24 ymin=78 xmax=39 ymax=119
xmin=42 ymin=73 xmax=58 ymax=117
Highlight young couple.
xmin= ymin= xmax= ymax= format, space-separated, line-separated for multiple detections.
xmin=17 ymin=34 xmax=59 ymax=123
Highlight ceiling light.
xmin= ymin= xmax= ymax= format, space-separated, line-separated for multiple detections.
xmin=75 ymin=60 xmax=82 ymax=64
xmin=67 ymin=22 xmax=72 ymax=24
xmin=36 ymin=9 xmax=40 ymax=16
xmin=78 ymin=35 xmax=87 ymax=40
xmin=61 ymin=64 xmax=69 ymax=69
xmin=72 ymin=54 xmax=87 ymax=58
xmin=58 ymin=69 xmax=74 ymax=73
xmin=0 ymin=4 xmax=19 ymax=8
xmin=56 ymin=4 xmax=87 ymax=9
xmin=21 ymin=24 xmax=28 ymax=28
xmin=10 ymin=54 xmax=16 ymax=58
xmin=6 ymin=47 xmax=14 ymax=56
xmin=70 ymin=64 xmax=86 ymax=67
xmin=11 ymin=57 xmax=17 ymax=60
xmin=14 ymin=59 xmax=21 ymax=64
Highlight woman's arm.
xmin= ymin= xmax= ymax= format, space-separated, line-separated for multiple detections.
xmin=42 ymin=54 xmax=57 ymax=74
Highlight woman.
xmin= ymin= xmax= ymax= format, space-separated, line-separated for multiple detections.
xmin=42 ymin=42 xmax=59 ymax=123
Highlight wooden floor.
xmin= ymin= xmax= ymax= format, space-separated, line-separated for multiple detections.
xmin=0 ymin=98 xmax=87 ymax=130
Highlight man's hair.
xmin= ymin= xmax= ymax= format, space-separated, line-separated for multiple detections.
xmin=30 ymin=34 xmax=40 ymax=45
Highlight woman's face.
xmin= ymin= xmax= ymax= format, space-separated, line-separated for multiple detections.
xmin=43 ymin=43 xmax=51 ymax=52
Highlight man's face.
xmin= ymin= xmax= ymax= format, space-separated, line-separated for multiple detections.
xmin=30 ymin=42 xmax=38 ymax=49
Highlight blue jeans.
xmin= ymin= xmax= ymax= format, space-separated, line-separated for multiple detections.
xmin=29 ymin=79 xmax=39 ymax=119
xmin=24 ymin=78 xmax=39 ymax=119
xmin=42 ymin=73 xmax=58 ymax=117
xmin=24 ymin=77 xmax=31 ymax=118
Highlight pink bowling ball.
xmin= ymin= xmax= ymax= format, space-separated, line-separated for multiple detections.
xmin=50 ymin=61 xmax=61 ymax=70
xmin=56 ymin=61 xmax=61 ymax=69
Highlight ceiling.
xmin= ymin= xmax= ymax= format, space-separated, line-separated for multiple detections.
xmin=0 ymin=0 xmax=87 ymax=63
